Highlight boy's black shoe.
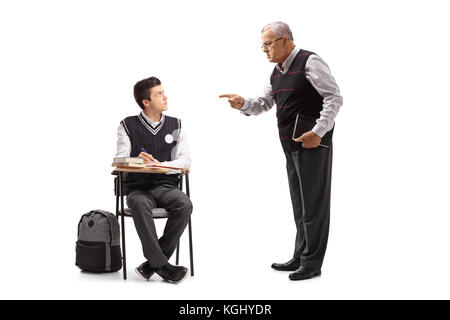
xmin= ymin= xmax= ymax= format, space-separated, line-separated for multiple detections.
xmin=135 ymin=261 xmax=156 ymax=281
xmin=156 ymin=263 xmax=189 ymax=284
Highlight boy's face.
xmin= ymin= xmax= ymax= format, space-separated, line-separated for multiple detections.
xmin=145 ymin=85 xmax=168 ymax=112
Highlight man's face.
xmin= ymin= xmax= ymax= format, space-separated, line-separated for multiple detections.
xmin=261 ymin=29 xmax=287 ymax=63
xmin=146 ymin=85 xmax=168 ymax=112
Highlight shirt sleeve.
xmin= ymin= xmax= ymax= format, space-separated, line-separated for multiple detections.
xmin=115 ymin=123 xmax=131 ymax=157
xmin=240 ymin=82 xmax=275 ymax=116
xmin=160 ymin=124 xmax=192 ymax=170
xmin=305 ymin=54 xmax=343 ymax=137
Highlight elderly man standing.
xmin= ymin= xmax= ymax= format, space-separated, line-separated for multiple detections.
xmin=220 ymin=21 xmax=342 ymax=280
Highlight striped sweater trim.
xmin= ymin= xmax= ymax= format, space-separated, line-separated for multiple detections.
xmin=138 ymin=113 xmax=165 ymax=135
xmin=121 ymin=120 xmax=131 ymax=137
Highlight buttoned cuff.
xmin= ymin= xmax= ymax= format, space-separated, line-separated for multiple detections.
xmin=240 ymin=99 xmax=249 ymax=112
xmin=312 ymin=124 xmax=327 ymax=138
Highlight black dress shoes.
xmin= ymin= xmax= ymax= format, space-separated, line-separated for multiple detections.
xmin=135 ymin=261 xmax=156 ymax=281
xmin=271 ymin=258 xmax=301 ymax=271
xmin=156 ymin=263 xmax=189 ymax=284
xmin=289 ymin=266 xmax=321 ymax=281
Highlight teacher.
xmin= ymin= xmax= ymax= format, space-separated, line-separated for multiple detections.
xmin=220 ymin=21 xmax=343 ymax=280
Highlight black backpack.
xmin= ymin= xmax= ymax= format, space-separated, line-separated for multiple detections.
xmin=75 ymin=210 xmax=122 ymax=272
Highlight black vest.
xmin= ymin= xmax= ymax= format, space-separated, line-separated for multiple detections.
xmin=270 ymin=49 xmax=333 ymax=151
xmin=121 ymin=113 xmax=181 ymax=190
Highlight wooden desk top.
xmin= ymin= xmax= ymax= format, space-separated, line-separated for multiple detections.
xmin=113 ymin=166 xmax=169 ymax=174
xmin=112 ymin=166 xmax=189 ymax=174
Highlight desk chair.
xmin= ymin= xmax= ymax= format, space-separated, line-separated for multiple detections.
xmin=113 ymin=171 xmax=194 ymax=280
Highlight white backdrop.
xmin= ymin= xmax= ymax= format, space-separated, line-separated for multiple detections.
xmin=1 ymin=0 xmax=449 ymax=299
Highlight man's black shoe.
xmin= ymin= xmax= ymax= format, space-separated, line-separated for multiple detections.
xmin=135 ymin=261 xmax=156 ymax=281
xmin=289 ymin=266 xmax=321 ymax=281
xmin=271 ymin=258 xmax=301 ymax=271
xmin=156 ymin=263 xmax=189 ymax=284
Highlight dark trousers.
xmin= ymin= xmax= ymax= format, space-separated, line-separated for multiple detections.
xmin=126 ymin=185 xmax=192 ymax=268
xmin=285 ymin=145 xmax=332 ymax=270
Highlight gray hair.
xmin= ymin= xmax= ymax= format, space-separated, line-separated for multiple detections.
xmin=261 ymin=21 xmax=294 ymax=41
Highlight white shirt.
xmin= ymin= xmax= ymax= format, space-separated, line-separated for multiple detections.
xmin=115 ymin=112 xmax=192 ymax=169
xmin=240 ymin=46 xmax=343 ymax=137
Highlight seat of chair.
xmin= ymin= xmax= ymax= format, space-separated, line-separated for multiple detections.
xmin=121 ymin=207 xmax=169 ymax=219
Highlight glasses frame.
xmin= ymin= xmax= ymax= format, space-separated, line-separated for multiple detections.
xmin=261 ymin=37 xmax=283 ymax=50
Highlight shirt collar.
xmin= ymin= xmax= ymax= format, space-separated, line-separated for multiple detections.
xmin=140 ymin=111 xmax=165 ymax=128
xmin=276 ymin=46 xmax=300 ymax=74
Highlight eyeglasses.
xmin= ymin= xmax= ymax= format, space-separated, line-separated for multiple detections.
xmin=261 ymin=37 xmax=283 ymax=49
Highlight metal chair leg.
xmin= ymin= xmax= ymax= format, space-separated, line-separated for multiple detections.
xmin=176 ymin=240 xmax=180 ymax=265
xmin=119 ymin=172 xmax=127 ymax=280
xmin=174 ymin=174 xmax=183 ymax=266
xmin=188 ymin=219 xmax=194 ymax=276
xmin=115 ymin=177 xmax=119 ymax=220
xmin=184 ymin=173 xmax=194 ymax=276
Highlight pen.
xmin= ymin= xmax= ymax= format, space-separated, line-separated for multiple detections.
xmin=140 ymin=147 xmax=155 ymax=163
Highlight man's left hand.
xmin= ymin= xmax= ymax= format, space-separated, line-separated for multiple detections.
xmin=293 ymin=131 xmax=321 ymax=149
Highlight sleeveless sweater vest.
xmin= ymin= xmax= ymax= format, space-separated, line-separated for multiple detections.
xmin=121 ymin=113 xmax=181 ymax=190
xmin=270 ymin=49 xmax=333 ymax=151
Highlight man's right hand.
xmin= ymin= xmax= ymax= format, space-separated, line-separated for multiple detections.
xmin=219 ymin=94 xmax=244 ymax=110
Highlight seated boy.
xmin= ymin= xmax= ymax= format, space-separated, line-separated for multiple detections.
xmin=115 ymin=76 xmax=192 ymax=283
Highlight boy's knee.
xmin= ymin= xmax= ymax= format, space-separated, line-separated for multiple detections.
xmin=126 ymin=191 xmax=153 ymax=211
xmin=180 ymin=197 xmax=193 ymax=216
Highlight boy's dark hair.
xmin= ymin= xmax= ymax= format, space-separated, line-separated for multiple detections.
xmin=133 ymin=77 xmax=161 ymax=110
